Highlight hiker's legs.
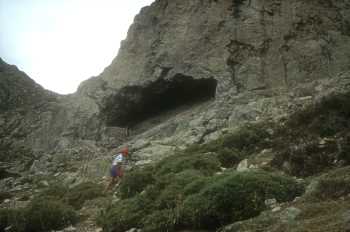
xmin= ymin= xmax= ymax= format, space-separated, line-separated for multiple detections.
xmin=105 ymin=176 xmax=118 ymax=192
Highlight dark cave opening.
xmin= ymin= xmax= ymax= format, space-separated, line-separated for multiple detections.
xmin=102 ymin=74 xmax=217 ymax=127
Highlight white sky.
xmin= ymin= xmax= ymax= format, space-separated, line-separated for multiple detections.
xmin=0 ymin=0 xmax=154 ymax=94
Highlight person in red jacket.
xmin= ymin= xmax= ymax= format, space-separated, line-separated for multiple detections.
xmin=105 ymin=147 xmax=129 ymax=192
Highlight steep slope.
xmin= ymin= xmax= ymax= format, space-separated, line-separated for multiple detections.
xmin=0 ymin=58 xmax=54 ymax=111
xmin=0 ymin=58 xmax=59 ymax=160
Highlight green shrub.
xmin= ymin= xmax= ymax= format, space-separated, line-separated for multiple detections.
xmin=0 ymin=208 xmax=25 ymax=232
xmin=220 ymin=124 xmax=271 ymax=152
xmin=270 ymin=92 xmax=350 ymax=176
xmin=40 ymin=182 xmax=104 ymax=210
xmin=142 ymin=209 xmax=178 ymax=232
xmin=65 ymin=182 xmax=105 ymax=209
xmin=98 ymin=170 xmax=303 ymax=232
xmin=25 ymin=198 xmax=78 ymax=232
xmin=181 ymin=171 xmax=303 ymax=229
xmin=308 ymin=167 xmax=350 ymax=201
xmin=183 ymin=177 xmax=210 ymax=196
xmin=97 ymin=195 xmax=152 ymax=232
xmin=217 ymin=147 xmax=244 ymax=168
xmin=272 ymin=138 xmax=338 ymax=177
xmin=155 ymin=170 xmax=204 ymax=209
xmin=40 ymin=183 xmax=68 ymax=200
xmin=119 ymin=165 xmax=155 ymax=199
xmin=286 ymin=92 xmax=350 ymax=137
xmin=198 ymin=122 xmax=273 ymax=155
xmin=313 ymin=178 xmax=350 ymax=200
xmin=156 ymin=152 xmax=221 ymax=176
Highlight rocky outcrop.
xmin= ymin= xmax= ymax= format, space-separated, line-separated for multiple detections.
xmin=80 ymin=0 xmax=350 ymax=99
xmin=75 ymin=0 xmax=350 ymax=162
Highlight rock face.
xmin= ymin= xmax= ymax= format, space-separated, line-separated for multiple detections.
xmin=2 ymin=0 xmax=350 ymax=165
xmin=80 ymin=0 xmax=350 ymax=98
xmin=75 ymin=0 xmax=350 ymax=161
xmin=0 ymin=58 xmax=59 ymax=160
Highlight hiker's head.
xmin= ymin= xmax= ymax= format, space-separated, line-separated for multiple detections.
xmin=121 ymin=147 xmax=129 ymax=156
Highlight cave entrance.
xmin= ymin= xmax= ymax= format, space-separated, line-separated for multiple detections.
xmin=103 ymin=74 xmax=217 ymax=128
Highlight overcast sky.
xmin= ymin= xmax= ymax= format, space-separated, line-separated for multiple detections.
xmin=0 ymin=0 xmax=154 ymax=94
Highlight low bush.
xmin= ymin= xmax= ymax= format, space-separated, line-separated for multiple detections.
xmin=285 ymin=92 xmax=350 ymax=137
xmin=0 ymin=198 xmax=78 ymax=232
xmin=271 ymin=92 xmax=350 ymax=176
xmin=98 ymin=170 xmax=303 ymax=232
xmin=272 ymin=138 xmax=338 ymax=177
xmin=119 ymin=165 xmax=155 ymax=199
xmin=216 ymin=147 xmax=243 ymax=168
xmin=97 ymin=195 xmax=152 ymax=232
xmin=154 ymin=170 xmax=204 ymax=209
xmin=198 ymin=122 xmax=273 ymax=155
xmin=156 ymin=152 xmax=221 ymax=176
xmin=180 ymin=171 xmax=303 ymax=229
xmin=25 ymin=198 xmax=78 ymax=232
xmin=0 ymin=208 xmax=25 ymax=232
xmin=313 ymin=178 xmax=350 ymax=200
xmin=39 ymin=181 xmax=104 ymax=209
xmin=308 ymin=167 xmax=350 ymax=201
xmin=142 ymin=209 xmax=178 ymax=232
xmin=66 ymin=182 xmax=105 ymax=209
xmin=40 ymin=183 xmax=68 ymax=200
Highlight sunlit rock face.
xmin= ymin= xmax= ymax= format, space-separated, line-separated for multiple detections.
xmin=80 ymin=0 xmax=350 ymax=99
xmin=74 ymin=0 xmax=350 ymax=151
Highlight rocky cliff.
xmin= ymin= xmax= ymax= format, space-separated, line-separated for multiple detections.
xmin=76 ymin=0 xmax=350 ymax=162
xmin=1 ymin=0 xmax=350 ymax=232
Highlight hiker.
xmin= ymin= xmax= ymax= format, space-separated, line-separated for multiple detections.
xmin=105 ymin=147 xmax=129 ymax=192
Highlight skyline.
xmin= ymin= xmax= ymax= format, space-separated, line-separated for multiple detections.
xmin=0 ymin=0 xmax=154 ymax=94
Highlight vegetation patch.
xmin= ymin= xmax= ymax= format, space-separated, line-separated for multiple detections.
xmin=307 ymin=166 xmax=350 ymax=201
xmin=0 ymin=198 xmax=78 ymax=232
xmin=272 ymin=92 xmax=350 ymax=176
xmin=25 ymin=198 xmax=78 ymax=232
xmin=180 ymin=171 xmax=303 ymax=230
xmin=98 ymin=169 xmax=302 ymax=232
xmin=65 ymin=182 xmax=105 ymax=209
xmin=156 ymin=152 xmax=221 ymax=176
xmin=119 ymin=165 xmax=155 ymax=199
xmin=0 ymin=208 xmax=25 ymax=232
xmin=39 ymin=181 xmax=105 ymax=210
